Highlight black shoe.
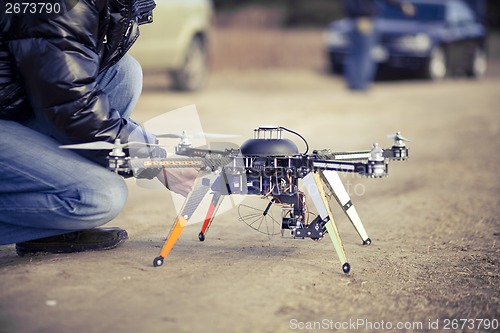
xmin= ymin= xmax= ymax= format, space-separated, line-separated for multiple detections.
xmin=15 ymin=227 xmax=128 ymax=256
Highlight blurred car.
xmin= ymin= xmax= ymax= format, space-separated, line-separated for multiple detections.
xmin=130 ymin=0 xmax=213 ymax=91
xmin=325 ymin=0 xmax=487 ymax=80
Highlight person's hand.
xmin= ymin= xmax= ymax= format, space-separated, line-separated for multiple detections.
xmin=133 ymin=146 xmax=167 ymax=179
xmin=157 ymin=168 xmax=198 ymax=197
xmin=401 ymin=3 xmax=415 ymax=17
xmin=356 ymin=17 xmax=373 ymax=35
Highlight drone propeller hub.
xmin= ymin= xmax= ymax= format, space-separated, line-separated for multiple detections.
xmin=179 ymin=130 xmax=192 ymax=147
xmin=110 ymin=139 xmax=126 ymax=157
xmin=369 ymin=143 xmax=384 ymax=161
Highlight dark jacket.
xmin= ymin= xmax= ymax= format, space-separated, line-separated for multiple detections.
xmin=0 ymin=0 xmax=154 ymax=157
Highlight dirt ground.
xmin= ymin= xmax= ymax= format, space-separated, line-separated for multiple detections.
xmin=1 ymin=35 xmax=500 ymax=333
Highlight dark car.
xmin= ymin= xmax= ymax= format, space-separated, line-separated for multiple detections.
xmin=325 ymin=0 xmax=487 ymax=80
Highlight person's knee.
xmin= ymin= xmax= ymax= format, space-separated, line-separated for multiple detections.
xmin=103 ymin=54 xmax=143 ymax=119
xmin=91 ymin=176 xmax=128 ymax=227
xmin=95 ymin=176 xmax=128 ymax=224
xmin=63 ymin=174 xmax=128 ymax=229
xmin=116 ymin=54 xmax=143 ymax=100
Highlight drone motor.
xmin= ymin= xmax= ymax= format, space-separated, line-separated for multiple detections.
xmin=388 ymin=132 xmax=410 ymax=160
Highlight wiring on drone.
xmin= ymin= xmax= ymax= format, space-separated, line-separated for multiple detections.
xmin=298 ymin=191 xmax=309 ymax=224
xmin=280 ymin=126 xmax=309 ymax=154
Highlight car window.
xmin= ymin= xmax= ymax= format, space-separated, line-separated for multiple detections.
xmin=446 ymin=1 xmax=475 ymax=25
xmin=381 ymin=3 xmax=445 ymax=22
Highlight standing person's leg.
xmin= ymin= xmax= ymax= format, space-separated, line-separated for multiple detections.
xmin=345 ymin=29 xmax=359 ymax=90
xmin=345 ymin=18 xmax=375 ymax=91
xmin=0 ymin=54 xmax=143 ymax=252
xmin=363 ymin=27 xmax=378 ymax=88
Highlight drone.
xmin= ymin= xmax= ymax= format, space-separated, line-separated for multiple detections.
xmin=61 ymin=126 xmax=410 ymax=274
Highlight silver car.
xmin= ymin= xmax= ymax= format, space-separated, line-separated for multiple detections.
xmin=130 ymin=0 xmax=213 ymax=91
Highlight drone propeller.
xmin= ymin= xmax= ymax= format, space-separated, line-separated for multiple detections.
xmin=59 ymin=140 xmax=162 ymax=150
xmin=156 ymin=130 xmax=240 ymax=140
xmin=387 ymin=132 xmax=411 ymax=142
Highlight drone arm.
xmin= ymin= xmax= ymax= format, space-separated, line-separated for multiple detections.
xmin=315 ymin=147 xmax=408 ymax=162
xmin=312 ymin=159 xmax=387 ymax=177
xmin=315 ymin=149 xmax=372 ymax=161
xmin=313 ymin=160 xmax=361 ymax=173
xmin=175 ymin=146 xmax=236 ymax=157
xmin=132 ymin=156 xmax=236 ymax=176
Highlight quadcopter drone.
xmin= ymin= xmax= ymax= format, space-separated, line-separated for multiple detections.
xmin=61 ymin=126 xmax=410 ymax=274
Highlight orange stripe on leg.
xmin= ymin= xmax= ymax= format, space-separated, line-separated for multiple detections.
xmin=159 ymin=216 xmax=188 ymax=259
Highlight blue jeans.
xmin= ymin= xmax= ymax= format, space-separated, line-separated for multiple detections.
xmin=0 ymin=54 xmax=143 ymax=244
xmin=344 ymin=21 xmax=378 ymax=91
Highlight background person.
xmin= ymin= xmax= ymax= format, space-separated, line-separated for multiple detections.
xmin=342 ymin=0 xmax=415 ymax=91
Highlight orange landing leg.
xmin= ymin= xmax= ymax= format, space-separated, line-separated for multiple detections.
xmin=153 ymin=216 xmax=188 ymax=267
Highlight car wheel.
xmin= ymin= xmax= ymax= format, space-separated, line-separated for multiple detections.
xmin=466 ymin=47 xmax=487 ymax=79
xmin=171 ymin=36 xmax=208 ymax=91
xmin=426 ymin=46 xmax=447 ymax=80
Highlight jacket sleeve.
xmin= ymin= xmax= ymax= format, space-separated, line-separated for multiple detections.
xmin=7 ymin=0 xmax=151 ymax=163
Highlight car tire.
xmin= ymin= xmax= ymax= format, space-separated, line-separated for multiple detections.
xmin=171 ymin=36 xmax=208 ymax=91
xmin=425 ymin=46 xmax=447 ymax=80
xmin=466 ymin=46 xmax=487 ymax=79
